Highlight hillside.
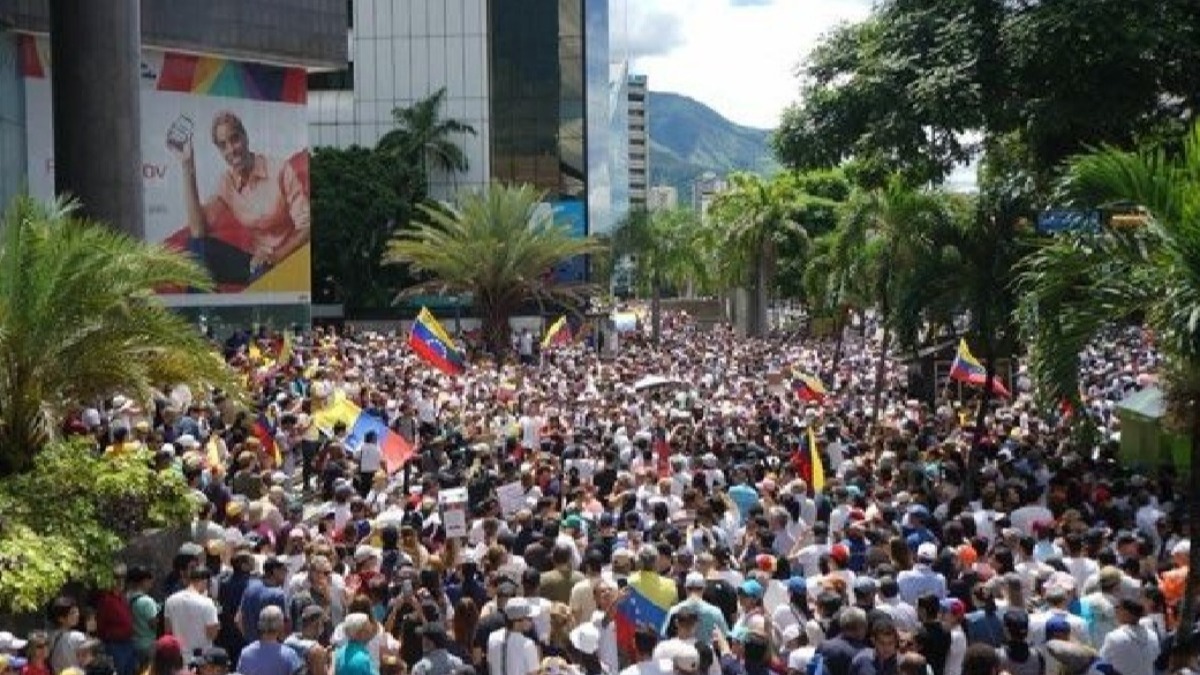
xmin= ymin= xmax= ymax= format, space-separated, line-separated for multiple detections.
xmin=647 ymin=91 xmax=779 ymax=205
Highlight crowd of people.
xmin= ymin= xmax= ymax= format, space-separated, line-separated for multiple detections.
xmin=0 ymin=313 xmax=1193 ymax=675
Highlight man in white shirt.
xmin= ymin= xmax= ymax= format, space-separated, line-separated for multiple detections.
xmin=356 ymin=431 xmax=383 ymax=496
xmin=874 ymin=577 xmax=919 ymax=634
xmin=1100 ymin=598 xmax=1158 ymax=675
xmin=163 ymin=568 xmax=219 ymax=659
xmin=487 ymin=598 xmax=541 ymax=675
xmin=1030 ymin=586 xmax=1090 ymax=646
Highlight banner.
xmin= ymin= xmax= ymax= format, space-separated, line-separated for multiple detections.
xmin=20 ymin=36 xmax=311 ymax=306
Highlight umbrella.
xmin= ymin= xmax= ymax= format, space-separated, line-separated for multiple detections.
xmin=633 ymin=375 xmax=687 ymax=392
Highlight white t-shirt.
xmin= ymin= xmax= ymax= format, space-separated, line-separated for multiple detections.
xmin=486 ymin=628 xmax=539 ymax=675
xmin=49 ymin=629 xmax=87 ymax=674
xmin=358 ymin=442 xmax=383 ymax=473
xmin=619 ymin=660 xmax=672 ymax=675
xmin=163 ymin=588 xmax=219 ymax=658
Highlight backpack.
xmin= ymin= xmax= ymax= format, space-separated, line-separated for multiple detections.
xmin=94 ymin=589 xmax=134 ymax=641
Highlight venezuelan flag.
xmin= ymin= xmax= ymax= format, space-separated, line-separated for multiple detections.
xmin=949 ymin=338 xmax=1009 ymax=397
xmin=409 ymin=308 xmax=466 ymax=375
xmin=805 ymin=426 xmax=826 ymax=493
xmin=313 ymin=394 xmax=414 ymax=473
xmin=252 ymin=414 xmax=282 ymax=467
xmin=615 ymin=571 xmax=677 ymax=660
xmin=793 ymin=372 xmax=828 ymax=402
xmin=275 ymin=332 xmax=293 ymax=367
xmin=541 ymin=315 xmax=572 ymax=349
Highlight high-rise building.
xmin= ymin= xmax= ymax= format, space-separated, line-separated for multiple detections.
xmin=309 ymin=0 xmax=629 ymax=251
xmin=0 ymin=0 xmax=347 ymax=329
xmin=693 ymin=171 xmax=728 ymax=220
xmin=627 ymin=73 xmax=647 ymax=210
xmin=647 ymin=185 xmax=677 ymax=212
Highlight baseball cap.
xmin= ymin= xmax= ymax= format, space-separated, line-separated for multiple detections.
xmin=786 ymin=576 xmax=807 ymax=595
xmin=684 ymin=572 xmax=707 ymax=589
xmin=829 ymin=543 xmax=850 ymax=565
xmin=192 ymin=647 xmax=229 ymax=668
xmin=917 ymin=542 xmax=938 ymax=562
xmin=1044 ymin=616 xmax=1071 ymax=637
xmin=504 ymin=598 xmax=541 ymax=621
xmin=738 ymin=579 xmax=764 ymax=599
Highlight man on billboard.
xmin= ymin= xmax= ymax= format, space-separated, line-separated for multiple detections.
xmin=168 ymin=110 xmax=310 ymax=289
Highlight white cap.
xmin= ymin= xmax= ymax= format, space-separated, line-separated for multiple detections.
xmin=569 ymin=622 xmax=601 ymax=655
xmin=1173 ymin=540 xmax=1191 ymax=557
xmin=685 ymin=572 xmax=706 ymax=589
xmin=917 ymin=542 xmax=938 ymax=561
xmin=0 ymin=631 xmax=27 ymax=651
xmin=504 ymin=598 xmax=541 ymax=621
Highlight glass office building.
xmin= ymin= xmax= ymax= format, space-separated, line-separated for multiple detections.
xmin=488 ymin=0 xmax=586 ymax=200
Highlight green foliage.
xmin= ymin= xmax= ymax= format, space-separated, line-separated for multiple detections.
xmin=385 ymin=184 xmax=603 ymax=354
xmin=611 ymin=207 xmax=711 ymax=298
xmin=378 ymin=87 xmax=477 ymax=189
xmin=1016 ymin=120 xmax=1200 ymax=652
xmin=0 ymin=441 xmax=194 ymax=612
xmin=311 ymin=89 xmax=476 ymax=313
xmin=775 ymin=0 xmax=1200 ymax=187
xmin=1018 ymin=120 xmax=1200 ymax=406
xmin=310 ymin=146 xmax=415 ymax=309
xmin=0 ymin=197 xmax=240 ymax=475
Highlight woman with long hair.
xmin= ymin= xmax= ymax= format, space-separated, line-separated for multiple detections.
xmin=544 ymin=603 xmax=575 ymax=658
xmin=450 ymin=597 xmax=479 ymax=664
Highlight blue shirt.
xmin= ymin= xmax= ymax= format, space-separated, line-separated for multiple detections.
xmin=237 ymin=641 xmax=303 ymax=675
xmin=335 ymin=642 xmax=378 ymax=675
xmin=728 ymin=484 xmax=759 ymax=523
xmin=896 ymin=566 xmax=947 ymax=604
xmin=238 ymin=579 xmax=287 ymax=642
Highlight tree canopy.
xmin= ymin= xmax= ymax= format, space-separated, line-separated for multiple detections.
xmin=0 ymin=197 xmax=239 ymax=475
xmin=386 ymin=185 xmax=603 ymax=355
xmin=775 ymin=0 xmax=1200 ymax=187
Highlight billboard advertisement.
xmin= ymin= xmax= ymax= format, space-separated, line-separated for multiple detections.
xmin=20 ymin=36 xmax=311 ymax=306
xmin=549 ymin=199 xmax=588 ymax=284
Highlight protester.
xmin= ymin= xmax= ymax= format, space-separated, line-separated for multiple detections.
xmin=0 ymin=315 xmax=1190 ymax=675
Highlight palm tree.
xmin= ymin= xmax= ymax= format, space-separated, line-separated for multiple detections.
xmin=0 ymin=197 xmax=239 ymax=476
xmin=610 ymin=207 xmax=708 ymax=343
xmin=709 ymin=173 xmax=809 ymax=336
xmin=837 ymin=177 xmax=951 ymax=421
xmin=385 ymin=184 xmax=603 ymax=357
xmin=1018 ymin=121 xmax=1200 ymax=658
xmin=378 ymin=87 xmax=478 ymax=190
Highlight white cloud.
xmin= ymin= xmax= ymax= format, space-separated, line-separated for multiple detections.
xmin=622 ymin=0 xmax=873 ymax=129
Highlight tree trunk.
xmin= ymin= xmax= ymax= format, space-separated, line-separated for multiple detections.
xmin=752 ymin=239 xmax=771 ymax=337
xmin=871 ymin=320 xmax=890 ymax=426
xmin=826 ymin=305 xmax=848 ymax=385
xmin=651 ymin=270 xmax=663 ymax=345
xmin=480 ymin=303 xmax=511 ymax=362
xmin=1175 ymin=394 xmax=1200 ymax=665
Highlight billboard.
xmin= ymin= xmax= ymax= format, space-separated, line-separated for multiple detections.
xmin=549 ymin=199 xmax=588 ymax=284
xmin=20 ymin=36 xmax=311 ymax=306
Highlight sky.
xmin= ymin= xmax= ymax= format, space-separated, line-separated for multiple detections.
xmin=614 ymin=0 xmax=875 ymax=130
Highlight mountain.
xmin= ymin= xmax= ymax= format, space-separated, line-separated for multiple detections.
xmin=647 ymin=91 xmax=779 ymax=206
